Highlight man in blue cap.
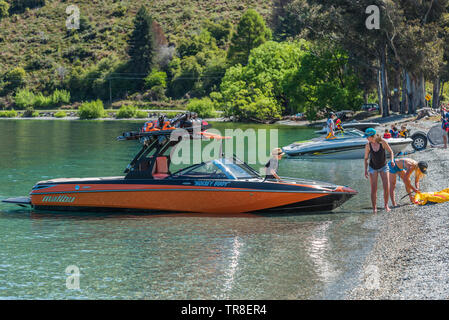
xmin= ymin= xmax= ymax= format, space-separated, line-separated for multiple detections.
xmin=363 ymin=128 xmax=395 ymax=213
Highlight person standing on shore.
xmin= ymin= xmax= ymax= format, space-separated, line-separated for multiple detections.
xmin=364 ymin=128 xmax=395 ymax=213
xmin=388 ymin=158 xmax=428 ymax=205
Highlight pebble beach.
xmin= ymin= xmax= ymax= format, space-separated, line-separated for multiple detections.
xmin=348 ymin=118 xmax=449 ymax=299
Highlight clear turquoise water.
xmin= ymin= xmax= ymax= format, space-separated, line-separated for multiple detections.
xmin=0 ymin=119 xmax=378 ymax=299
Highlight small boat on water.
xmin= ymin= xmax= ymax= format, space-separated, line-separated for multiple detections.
xmin=2 ymin=114 xmax=357 ymax=214
xmin=282 ymin=129 xmax=413 ymax=160
xmin=314 ymin=120 xmax=380 ymax=134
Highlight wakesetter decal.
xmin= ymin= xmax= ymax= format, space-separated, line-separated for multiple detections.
xmin=194 ymin=181 xmax=231 ymax=187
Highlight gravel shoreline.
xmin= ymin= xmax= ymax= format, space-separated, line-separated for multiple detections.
xmin=347 ymin=119 xmax=449 ymax=299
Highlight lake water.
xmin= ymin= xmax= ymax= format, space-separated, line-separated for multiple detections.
xmin=0 ymin=119 xmax=380 ymax=299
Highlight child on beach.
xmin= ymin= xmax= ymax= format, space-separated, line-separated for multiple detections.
xmin=390 ymin=125 xmax=399 ymax=138
xmin=399 ymin=125 xmax=408 ymax=138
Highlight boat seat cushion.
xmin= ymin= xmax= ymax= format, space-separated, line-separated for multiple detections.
xmin=153 ymin=173 xmax=170 ymax=179
xmin=152 ymin=156 xmax=169 ymax=179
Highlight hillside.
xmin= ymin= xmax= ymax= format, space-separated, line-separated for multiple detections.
xmin=0 ymin=0 xmax=273 ymax=90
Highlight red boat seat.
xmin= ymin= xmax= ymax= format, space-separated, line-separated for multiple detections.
xmin=153 ymin=156 xmax=169 ymax=179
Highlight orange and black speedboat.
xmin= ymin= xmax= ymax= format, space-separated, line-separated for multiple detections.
xmin=2 ymin=115 xmax=357 ymax=214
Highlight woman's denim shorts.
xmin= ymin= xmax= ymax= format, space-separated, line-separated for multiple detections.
xmin=368 ymin=165 xmax=388 ymax=174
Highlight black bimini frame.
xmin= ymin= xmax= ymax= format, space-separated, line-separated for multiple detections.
xmin=117 ymin=122 xmax=211 ymax=180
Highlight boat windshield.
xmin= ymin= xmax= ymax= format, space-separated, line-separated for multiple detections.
xmin=171 ymin=158 xmax=260 ymax=180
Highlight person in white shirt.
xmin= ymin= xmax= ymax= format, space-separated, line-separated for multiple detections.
xmin=326 ymin=112 xmax=337 ymax=139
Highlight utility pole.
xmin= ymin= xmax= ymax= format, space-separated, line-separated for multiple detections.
xmin=109 ymin=77 xmax=112 ymax=106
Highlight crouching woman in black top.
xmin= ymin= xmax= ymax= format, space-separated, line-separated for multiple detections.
xmin=363 ymin=128 xmax=395 ymax=213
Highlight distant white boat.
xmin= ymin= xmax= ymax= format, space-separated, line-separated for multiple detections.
xmin=314 ymin=120 xmax=380 ymax=134
xmin=283 ymin=129 xmax=412 ymax=160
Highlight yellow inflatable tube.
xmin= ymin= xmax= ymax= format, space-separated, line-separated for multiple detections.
xmin=414 ymin=188 xmax=449 ymax=205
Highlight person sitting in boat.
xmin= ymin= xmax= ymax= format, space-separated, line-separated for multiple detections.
xmin=388 ymin=158 xmax=427 ymax=206
xmin=399 ymin=125 xmax=409 ymax=138
xmin=383 ymin=129 xmax=392 ymax=139
xmin=265 ymin=148 xmax=285 ymax=181
xmin=325 ymin=112 xmax=337 ymax=139
xmin=157 ymin=114 xmax=175 ymax=131
xmin=335 ymin=118 xmax=344 ymax=132
xmin=389 ymin=124 xmax=399 ymax=138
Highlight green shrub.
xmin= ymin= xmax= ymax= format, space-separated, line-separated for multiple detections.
xmin=143 ymin=85 xmax=166 ymax=101
xmin=14 ymin=89 xmax=35 ymax=109
xmin=0 ymin=1 xmax=9 ymax=19
xmin=78 ymin=100 xmax=105 ymax=119
xmin=0 ymin=110 xmax=18 ymax=118
xmin=166 ymin=112 xmax=179 ymax=118
xmin=144 ymin=70 xmax=167 ymax=89
xmin=54 ymin=111 xmax=67 ymax=118
xmin=186 ymin=97 xmax=217 ymax=118
xmin=135 ymin=110 xmax=148 ymax=118
xmin=4 ymin=67 xmax=26 ymax=92
xmin=33 ymin=93 xmax=52 ymax=109
xmin=14 ymin=89 xmax=71 ymax=109
xmin=51 ymin=89 xmax=70 ymax=107
xmin=116 ymin=105 xmax=138 ymax=118
xmin=112 ymin=4 xmax=127 ymax=17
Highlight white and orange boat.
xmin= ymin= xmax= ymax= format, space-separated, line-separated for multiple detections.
xmin=2 ymin=114 xmax=357 ymax=214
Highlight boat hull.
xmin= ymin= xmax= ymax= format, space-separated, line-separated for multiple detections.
xmin=27 ymin=178 xmax=357 ymax=214
xmin=284 ymin=140 xmax=411 ymax=160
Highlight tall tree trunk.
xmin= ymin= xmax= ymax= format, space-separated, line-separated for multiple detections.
xmin=380 ymin=45 xmax=389 ymax=117
xmin=432 ymin=77 xmax=440 ymax=109
xmin=408 ymin=73 xmax=425 ymax=113
xmin=416 ymin=74 xmax=425 ymax=110
xmin=377 ymin=69 xmax=383 ymax=111
xmin=401 ymin=69 xmax=408 ymax=114
xmin=391 ymin=70 xmax=400 ymax=112
xmin=405 ymin=70 xmax=414 ymax=114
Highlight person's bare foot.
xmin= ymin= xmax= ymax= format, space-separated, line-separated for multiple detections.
xmin=385 ymin=205 xmax=391 ymax=212
xmin=373 ymin=207 xmax=377 ymax=214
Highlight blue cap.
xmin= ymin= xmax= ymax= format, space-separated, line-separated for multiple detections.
xmin=363 ymin=128 xmax=377 ymax=138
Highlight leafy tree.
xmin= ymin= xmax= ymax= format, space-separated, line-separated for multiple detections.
xmin=144 ymin=70 xmax=167 ymax=89
xmin=220 ymin=63 xmax=282 ymax=122
xmin=283 ymin=48 xmax=363 ymax=120
xmin=168 ymin=30 xmax=227 ymax=98
xmin=0 ymin=1 xmax=9 ymax=20
xmin=186 ymin=97 xmax=217 ymax=118
xmin=3 ymin=67 xmax=26 ymax=93
xmin=202 ymin=19 xmax=233 ymax=47
xmin=227 ymin=9 xmax=272 ymax=66
xmin=220 ymin=41 xmax=309 ymax=116
xmin=127 ymin=6 xmax=155 ymax=76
